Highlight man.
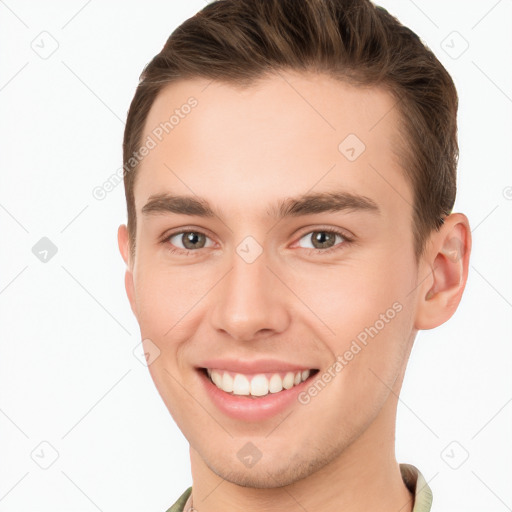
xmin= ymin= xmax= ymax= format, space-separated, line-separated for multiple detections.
xmin=117 ymin=0 xmax=471 ymax=510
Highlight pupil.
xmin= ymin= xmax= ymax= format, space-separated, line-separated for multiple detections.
xmin=183 ymin=232 xmax=203 ymax=249
xmin=314 ymin=231 xmax=334 ymax=248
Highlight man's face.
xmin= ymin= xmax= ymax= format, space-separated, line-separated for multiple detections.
xmin=120 ymin=71 xmax=423 ymax=487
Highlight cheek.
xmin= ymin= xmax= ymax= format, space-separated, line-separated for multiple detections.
xmin=323 ymin=257 xmax=415 ymax=387
xmin=290 ymin=249 xmax=416 ymax=403
xmin=133 ymin=256 xmax=213 ymax=336
xmin=132 ymin=260 xmax=208 ymax=430
xmin=289 ymin=253 xmax=414 ymax=345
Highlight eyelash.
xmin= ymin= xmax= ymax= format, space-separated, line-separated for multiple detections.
xmin=160 ymin=227 xmax=354 ymax=257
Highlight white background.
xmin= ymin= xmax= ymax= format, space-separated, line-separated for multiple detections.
xmin=0 ymin=1 xmax=511 ymax=511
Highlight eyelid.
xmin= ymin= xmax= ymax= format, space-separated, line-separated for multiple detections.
xmin=160 ymin=225 xmax=217 ymax=244
xmin=293 ymin=224 xmax=354 ymax=240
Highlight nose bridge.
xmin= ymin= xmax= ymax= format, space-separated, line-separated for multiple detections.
xmin=210 ymin=238 xmax=289 ymax=340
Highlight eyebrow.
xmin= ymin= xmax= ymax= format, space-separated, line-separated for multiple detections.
xmin=141 ymin=190 xmax=380 ymax=219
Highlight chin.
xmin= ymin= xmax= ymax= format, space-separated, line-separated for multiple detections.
xmin=204 ymin=448 xmax=330 ymax=489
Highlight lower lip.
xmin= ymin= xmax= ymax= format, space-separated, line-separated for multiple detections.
xmin=197 ymin=368 xmax=317 ymax=422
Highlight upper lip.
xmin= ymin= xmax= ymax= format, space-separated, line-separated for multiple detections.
xmin=197 ymin=358 xmax=317 ymax=374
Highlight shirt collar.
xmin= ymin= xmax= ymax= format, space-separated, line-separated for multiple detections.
xmin=167 ymin=463 xmax=434 ymax=512
xmin=400 ymin=463 xmax=433 ymax=512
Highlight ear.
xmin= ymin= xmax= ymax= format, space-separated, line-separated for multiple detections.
xmin=414 ymin=213 xmax=472 ymax=330
xmin=117 ymin=224 xmax=138 ymax=320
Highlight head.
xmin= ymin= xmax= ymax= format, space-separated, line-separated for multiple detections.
xmin=118 ymin=0 xmax=470 ymax=489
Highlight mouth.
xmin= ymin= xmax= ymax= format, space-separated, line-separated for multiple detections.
xmin=199 ymin=367 xmax=320 ymax=399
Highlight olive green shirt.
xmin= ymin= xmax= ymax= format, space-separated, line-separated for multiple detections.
xmin=165 ymin=463 xmax=433 ymax=511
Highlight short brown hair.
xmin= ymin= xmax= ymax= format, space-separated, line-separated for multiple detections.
xmin=123 ymin=0 xmax=458 ymax=262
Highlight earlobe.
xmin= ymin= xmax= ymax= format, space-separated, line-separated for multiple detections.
xmin=414 ymin=213 xmax=472 ymax=330
xmin=117 ymin=224 xmax=138 ymax=319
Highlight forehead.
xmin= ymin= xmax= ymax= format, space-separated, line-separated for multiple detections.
xmin=134 ymin=71 xmax=412 ymax=223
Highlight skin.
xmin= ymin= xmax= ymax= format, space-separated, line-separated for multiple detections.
xmin=118 ymin=70 xmax=471 ymax=512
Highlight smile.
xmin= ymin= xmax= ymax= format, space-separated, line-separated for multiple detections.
xmin=204 ymin=368 xmax=319 ymax=397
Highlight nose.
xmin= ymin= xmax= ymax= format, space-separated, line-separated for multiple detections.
xmin=209 ymin=247 xmax=290 ymax=342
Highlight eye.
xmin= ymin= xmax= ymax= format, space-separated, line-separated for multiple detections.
xmin=295 ymin=228 xmax=352 ymax=255
xmin=160 ymin=227 xmax=353 ymax=256
xmin=164 ymin=230 xmax=215 ymax=254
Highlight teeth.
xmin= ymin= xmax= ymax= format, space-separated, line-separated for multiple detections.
xmin=207 ymin=368 xmax=313 ymax=397
xmin=282 ymin=372 xmax=294 ymax=389
xmin=251 ymin=374 xmax=269 ymax=396
xmin=269 ymin=374 xmax=283 ymax=393
xmin=233 ymin=373 xmax=250 ymax=395
xmin=222 ymin=372 xmax=234 ymax=393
